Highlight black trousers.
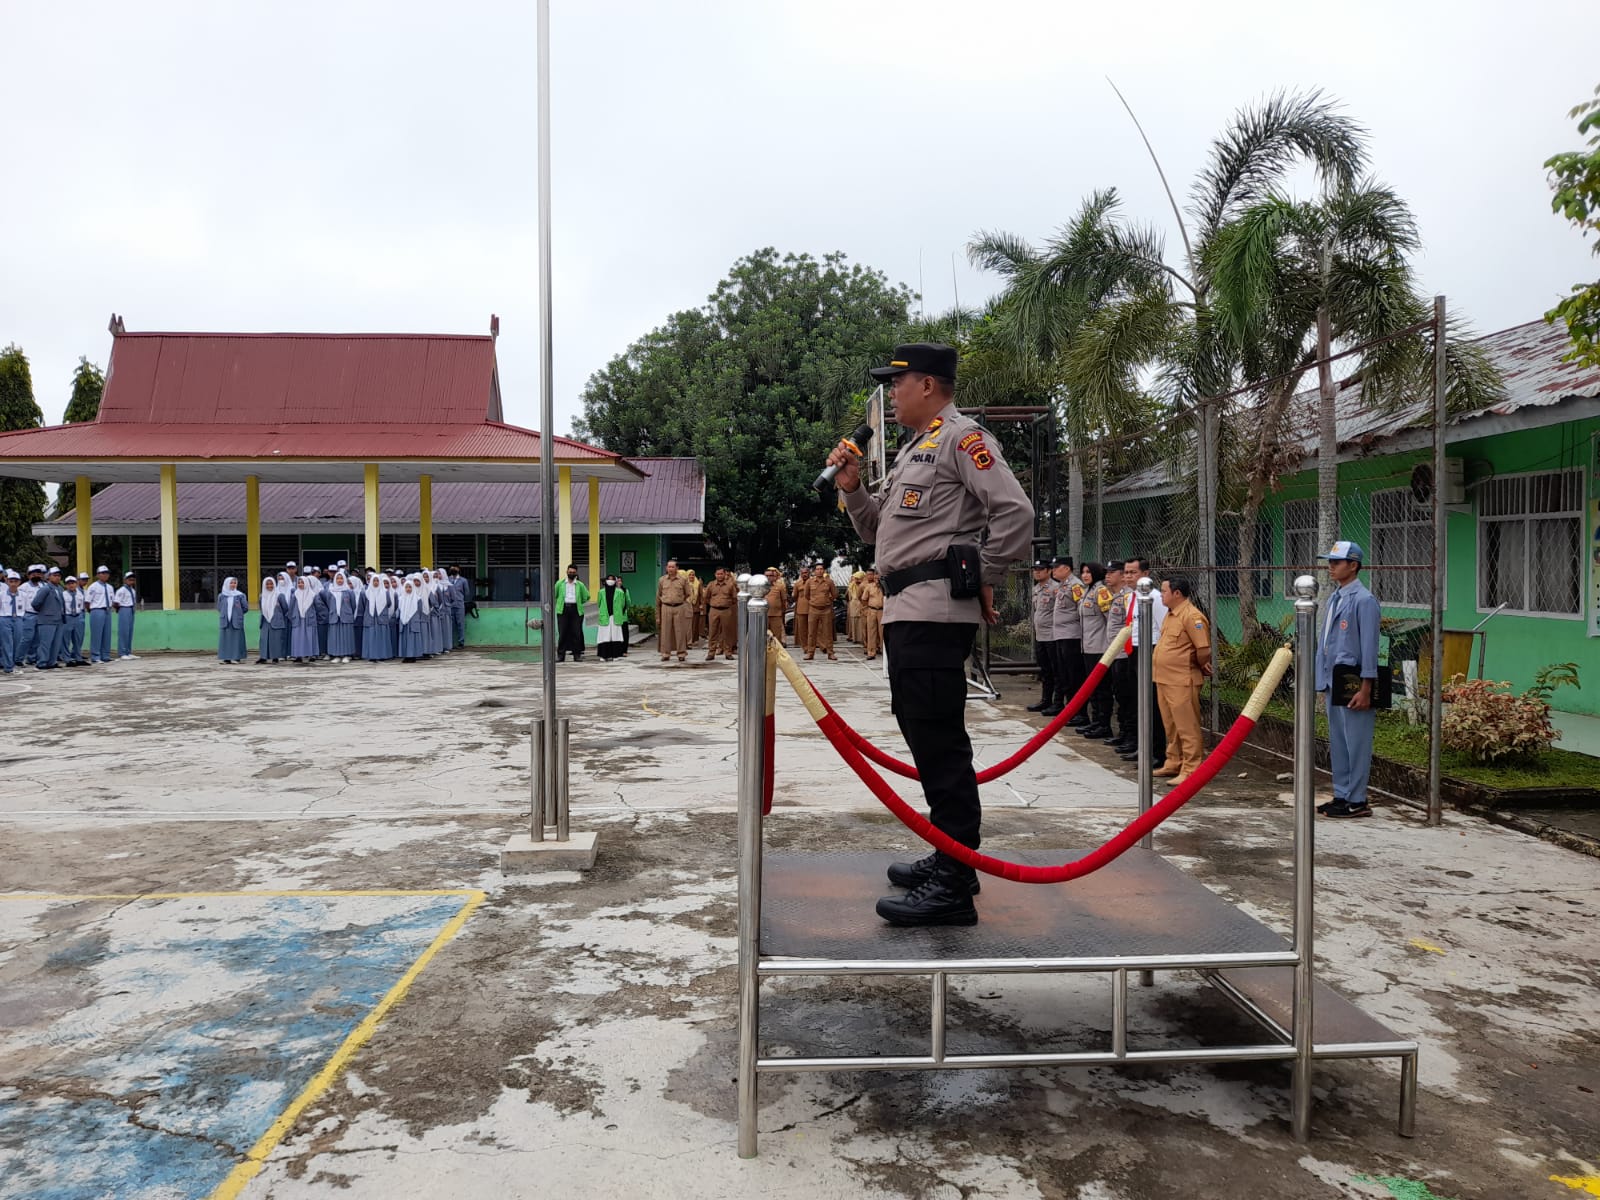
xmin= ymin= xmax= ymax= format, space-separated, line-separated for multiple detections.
xmin=1033 ymin=637 xmax=1056 ymax=702
xmin=1084 ymin=651 xmax=1114 ymax=727
xmin=1051 ymin=637 xmax=1084 ymax=706
xmin=886 ymin=621 xmax=980 ymax=850
xmin=557 ymin=607 xmax=584 ymax=659
xmin=1111 ymin=657 xmax=1138 ymax=738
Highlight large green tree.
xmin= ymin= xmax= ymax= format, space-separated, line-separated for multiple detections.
xmin=574 ymin=249 xmax=912 ymax=568
xmin=1545 ymin=84 xmax=1600 ymax=367
xmin=0 ymin=344 xmax=48 ymax=567
xmin=49 ymin=357 xmax=106 ymax=520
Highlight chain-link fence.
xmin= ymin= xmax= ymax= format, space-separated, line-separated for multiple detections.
xmin=980 ymin=311 xmax=1451 ymax=820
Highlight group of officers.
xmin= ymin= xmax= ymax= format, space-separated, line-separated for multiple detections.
xmin=1028 ymin=555 xmax=1213 ymax=786
xmin=652 ymin=560 xmax=886 ymax=664
xmin=0 ymin=563 xmax=141 ymax=672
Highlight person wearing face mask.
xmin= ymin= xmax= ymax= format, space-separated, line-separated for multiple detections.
xmin=17 ymin=565 xmax=43 ymax=666
xmin=595 ymin=573 xmax=629 ymax=662
xmin=554 ymin=564 xmax=590 ymax=663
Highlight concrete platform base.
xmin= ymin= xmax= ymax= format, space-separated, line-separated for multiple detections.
xmin=499 ymin=830 xmax=599 ymax=873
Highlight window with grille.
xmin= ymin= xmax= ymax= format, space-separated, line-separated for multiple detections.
xmin=1282 ymin=500 xmax=1317 ymax=596
xmin=1214 ymin=518 xmax=1272 ymax=597
xmin=1477 ymin=468 xmax=1583 ymax=617
xmin=1367 ymin=488 xmax=1434 ymax=608
xmin=260 ymin=535 xmax=300 ymax=573
xmin=434 ymin=534 xmax=476 ymax=570
xmin=485 ymin=535 xmax=544 ymax=602
xmin=379 ymin=534 xmax=421 ymax=569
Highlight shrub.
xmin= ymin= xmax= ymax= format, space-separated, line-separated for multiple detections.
xmin=1440 ymin=675 xmax=1560 ymax=763
xmin=627 ymin=603 xmax=656 ymax=634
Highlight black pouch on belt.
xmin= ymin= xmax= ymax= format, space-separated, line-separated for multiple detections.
xmin=946 ymin=544 xmax=982 ymax=599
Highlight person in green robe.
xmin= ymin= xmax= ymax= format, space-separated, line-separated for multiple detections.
xmin=596 ymin=573 xmax=630 ymax=662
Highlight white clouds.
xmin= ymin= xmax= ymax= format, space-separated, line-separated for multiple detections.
xmin=2 ymin=0 xmax=1595 ymax=436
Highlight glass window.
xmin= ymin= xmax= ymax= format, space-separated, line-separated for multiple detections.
xmin=1368 ymin=487 xmax=1433 ymax=608
xmin=1476 ymin=468 xmax=1582 ymax=616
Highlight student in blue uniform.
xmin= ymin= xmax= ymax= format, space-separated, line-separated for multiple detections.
xmin=326 ymin=570 xmax=357 ymax=663
xmin=287 ymin=574 xmax=321 ymax=663
xmin=397 ymin=575 xmax=426 ymax=661
xmin=30 ymin=566 xmax=66 ymax=670
xmin=57 ymin=574 xmax=86 ymax=666
xmin=256 ymin=575 xmax=286 ymax=664
xmin=448 ymin=565 xmax=470 ymax=648
xmin=0 ymin=569 xmax=21 ymax=673
xmin=1314 ymin=540 xmax=1382 ymax=819
xmin=113 ymin=572 xmax=139 ymax=659
xmin=17 ymin=565 xmax=43 ymax=666
xmin=216 ymin=576 xmax=248 ymax=663
xmin=85 ymin=565 xmax=115 ymax=663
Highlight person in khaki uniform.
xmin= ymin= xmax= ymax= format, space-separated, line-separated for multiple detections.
xmin=703 ymin=567 xmax=740 ymax=660
xmin=655 ymin=560 xmax=693 ymax=662
xmin=685 ymin=569 xmax=704 ymax=645
xmin=827 ymin=342 xmax=1034 ymax=927
xmin=858 ymin=568 xmax=885 ymax=659
xmin=802 ymin=564 xmax=837 ymax=660
xmin=847 ymin=571 xmax=865 ymax=643
xmin=763 ymin=567 xmax=788 ymax=645
xmin=793 ymin=566 xmax=812 ymax=654
xmin=1152 ymin=575 xmax=1212 ymax=783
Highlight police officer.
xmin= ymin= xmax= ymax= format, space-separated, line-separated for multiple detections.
xmin=1026 ymin=559 xmax=1058 ymax=712
xmin=1047 ymin=556 xmax=1085 ymax=720
xmin=1105 ymin=562 xmax=1138 ymax=751
xmin=1076 ymin=562 xmax=1115 ymax=739
xmin=826 ymin=342 xmax=1033 ymax=926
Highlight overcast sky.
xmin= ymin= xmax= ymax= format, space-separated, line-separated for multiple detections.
xmin=3 ymin=1 xmax=1594 ymax=439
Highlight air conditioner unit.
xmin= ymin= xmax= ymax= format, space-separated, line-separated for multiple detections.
xmin=1409 ymin=459 xmax=1465 ymax=507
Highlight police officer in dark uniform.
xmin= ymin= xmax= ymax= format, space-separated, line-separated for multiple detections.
xmin=826 ymin=343 xmax=1034 ymax=925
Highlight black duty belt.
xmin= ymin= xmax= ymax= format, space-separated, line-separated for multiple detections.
xmin=883 ymin=559 xmax=950 ymax=597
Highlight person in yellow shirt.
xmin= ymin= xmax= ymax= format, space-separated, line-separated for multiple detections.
xmin=1151 ymin=576 xmax=1212 ymax=783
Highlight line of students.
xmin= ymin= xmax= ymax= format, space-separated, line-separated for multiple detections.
xmin=1 ymin=563 xmax=140 ymax=673
xmin=242 ymin=561 xmax=471 ymax=665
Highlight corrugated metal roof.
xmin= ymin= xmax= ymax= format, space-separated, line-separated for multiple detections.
xmin=0 ymin=420 xmax=621 ymax=464
xmin=99 ymin=332 xmax=501 ymax=425
xmin=1106 ymin=318 xmax=1600 ymax=497
xmin=55 ymin=459 xmax=704 ymax=527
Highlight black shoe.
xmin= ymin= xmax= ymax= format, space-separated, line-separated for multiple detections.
xmin=1085 ymin=728 xmax=1115 ymax=741
xmin=1119 ymin=748 xmax=1141 ymax=762
xmin=1067 ymin=715 xmax=1089 ymax=727
xmin=1038 ymin=703 xmax=1063 ymax=717
xmin=1026 ymin=699 xmax=1050 ymax=712
xmin=1316 ymin=799 xmax=1335 ymax=815
xmin=1107 ymin=736 xmax=1133 ymax=750
xmin=1324 ymin=800 xmax=1373 ymax=819
xmin=886 ymin=851 xmax=980 ymax=894
xmin=876 ymin=863 xmax=980 ymax=927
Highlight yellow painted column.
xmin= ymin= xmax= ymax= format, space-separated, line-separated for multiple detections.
xmin=245 ymin=475 xmax=261 ymax=596
xmin=75 ymin=477 xmax=92 ymax=578
xmin=419 ymin=474 xmax=434 ymax=569
xmin=587 ymin=475 xmax=601 ymax=586
xmin=365 ymin=464 xmax=381 ymax=572
xmin=558 ymin=465 xmax=574 ymax=575
xmin=159 ymin=464 xmax=179 ymax=610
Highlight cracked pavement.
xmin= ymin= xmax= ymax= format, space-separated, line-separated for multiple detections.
xmin=1 ymin=647 xmax=1597 ymax=1199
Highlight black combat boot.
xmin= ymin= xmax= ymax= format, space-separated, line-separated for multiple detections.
xmin=876 ymin=855 xmax=980 ymax=926
xmin=1026 ymin=694 xmax=1050 ymax=712
xmin=886 ymin=850 xmax=980 ymax=894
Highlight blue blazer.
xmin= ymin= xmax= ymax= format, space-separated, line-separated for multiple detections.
xmin=217 ymin=593 xmax=249 ymax=630
xmin=30 ymin=582 xmax=65 ymax=624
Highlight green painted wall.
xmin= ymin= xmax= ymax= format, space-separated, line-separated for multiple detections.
xmin=1102 ymin=414 xmax=1600 ymax=715
xmin=606 ymin=534 xmax=660 ymax=607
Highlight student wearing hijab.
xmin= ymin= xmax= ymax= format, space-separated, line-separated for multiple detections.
xmin=327 ymin=570 xmax=357 ymax=662
xmin=288 ymin=574 xmax=321 ymax=663
xmin=595 ymin=574 xmax=629 ymax=661
xmin=398 ymin=575 xmax=426 ymax=662
xmin=113 ymin=571 xmax=139 ymax=660
xmin=257 ymin=575 xmax=286 ymax=663
xmin=428 ymin=570 xmax=448 ymax=656
xmin=360 ymin=572 xmax=384 ymax=662
xmin=216 ymin=577 xmax=248 ymax=663
xmin=378 ymin=574 xmax=399 ymax=660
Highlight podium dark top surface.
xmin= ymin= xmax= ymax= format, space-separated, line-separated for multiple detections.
xmin=760 ymin=849 xmax=1291 ymax=963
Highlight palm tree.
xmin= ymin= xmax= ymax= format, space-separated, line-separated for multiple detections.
xmin=968 ymin=189 xmax=1175 ymax=558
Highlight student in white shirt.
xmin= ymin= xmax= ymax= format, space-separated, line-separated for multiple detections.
xmin=86 ymin=565 xmax=115 ymax=663
xmin=114 ymin=572 xmax=140 ymax=659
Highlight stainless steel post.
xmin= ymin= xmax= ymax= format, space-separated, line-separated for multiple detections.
xmin=736 ymin=573 xmax=770 ymax=1158
xmin=1291 ymin=574 xmax=1318 ymax=1143
xmin=555 ymin=715 xmax=570 ymax=842
xmin=1136 ymin=577 xmax=1155 ymax=988
xmin=535 ymin=0 xmax=560 ymax=842
xmin=529 ymin=716 xmax=545 ymax=841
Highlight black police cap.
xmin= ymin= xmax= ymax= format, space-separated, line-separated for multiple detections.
xmin=1050 ymin=555 xmax=1075 ymax=569
xmin=1032 ymin=559 xmax=1051 ymax=571
xmin=869 ymin=342 xmax=958 ymax=382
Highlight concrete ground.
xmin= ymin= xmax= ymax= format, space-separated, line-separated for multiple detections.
xmin=1 ymin=642 xmax=1597 ymax=1200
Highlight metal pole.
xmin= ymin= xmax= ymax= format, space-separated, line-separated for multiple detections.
xmin=736 ymin=573 xmax=770 ymax=1158
xmin=1136 ymin=578 xmax=1154 ymax=840
xmin=555 ymin=715 xmax=570 ymax=841
xmin=1428 ymin=295 xmax=1447 ymax=828
xmin=1291 ymin=573 xmax=1318 ymax=1143
xmin=1198 ymin=399 xmax=1220 ymax=745
xmin=529 ymin=716 xmax=545 ymax=841
xmin=536 ymin=0 xmax=560 ymax=841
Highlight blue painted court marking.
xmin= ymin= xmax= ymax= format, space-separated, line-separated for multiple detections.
xmin=0 ymin=890 xmax=480 ymax=1200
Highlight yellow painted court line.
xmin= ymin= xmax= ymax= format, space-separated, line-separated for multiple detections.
xmin=1550 ymin=1175 xmax=1600 ymax=1197
xmin=1409 ymin=938 xmax=1447 ymax=955
xmin=207 ymin=888 xmax=487 ymax=1200
xmin=0 ymin=888 xmax=479 ymax=902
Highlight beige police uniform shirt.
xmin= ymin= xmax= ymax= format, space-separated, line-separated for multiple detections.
xmin=1153 ymin=597 xmax=1211 ymax=686
xmin=1052 ymin=577 xmax=1084 ymax=640
xmin=841 ymin=402 xmax=1033 ymax=625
